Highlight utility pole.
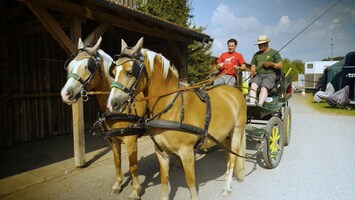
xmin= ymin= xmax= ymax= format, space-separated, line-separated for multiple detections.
xmin=331 ymin=37 xmax=333 ymax=61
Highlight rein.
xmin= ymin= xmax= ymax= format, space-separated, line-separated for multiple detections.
xmin=134 ymin=67 xmax=238 ymax=102
xmin=104 ymin=51 xmax=251 ymax=158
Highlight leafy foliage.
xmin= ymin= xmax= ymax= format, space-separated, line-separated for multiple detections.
xmin=187 ymin=26 xmax=214 ymax=83
xmin=137 ymin=0 xmax=192 ymax=27
xmin=281 ymin=59 xmax=304 ymax=81
xmin=136 ymin=0 xmax=213 ymax=83
xmin=321 ymin=56 xmax=344 ymax=61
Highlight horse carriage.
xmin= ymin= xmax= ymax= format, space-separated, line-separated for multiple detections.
xmin=61 ymin=37 xmax=292 ymax=200
xmin=245 ymin=71 xmax=292 ymax=169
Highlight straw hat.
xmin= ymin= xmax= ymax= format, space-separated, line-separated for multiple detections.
xmin=255 ymin=35 xmax=270 ymax=45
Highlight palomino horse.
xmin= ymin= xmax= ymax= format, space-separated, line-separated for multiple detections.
xmin=107 ymin=38 xmax=247 ymax=200
xmin=60 ymin=37 xmax=147 ymax=199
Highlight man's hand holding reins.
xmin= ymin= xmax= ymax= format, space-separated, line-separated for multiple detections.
xmin=250 ymin=65 xmax=257 ymax=77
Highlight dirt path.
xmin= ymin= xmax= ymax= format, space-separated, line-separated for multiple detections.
xmin=1 ymin=93 xmax=355 ymax=200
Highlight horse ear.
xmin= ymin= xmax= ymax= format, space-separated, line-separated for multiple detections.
xmin=78 ymin=37 xmax=84 ymax=49
xmin=87 ymin=37 xmax=102 ymax=54
xmin=132 ymin=37 xmax=144 ymax=53
xmin=121 ymin=39 xmax=128 ymax=53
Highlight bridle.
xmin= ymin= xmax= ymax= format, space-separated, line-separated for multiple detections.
xmin=109 ymin=51 xmax=147 ymax=106
xmin=65 ymin=48 xmax=102 ymax=101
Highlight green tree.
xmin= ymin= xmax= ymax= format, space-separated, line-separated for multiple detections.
xmin=136 ymin=0 xmax=213 ymax=83
xmin=137 ymin=0 xmax=192 ymax=26
xmin=281 ymin=58 xmax=304 ymax=81
xmin=321 ymin=56 xmax=344 ymax=61
xmin=187 ymin=25 xmax=213 ymax=83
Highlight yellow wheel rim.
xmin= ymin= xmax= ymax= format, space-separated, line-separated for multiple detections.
xmin=286 ymin=115 xmax=290 ymax=138
xmin=270 ymin=126 xmax=280 ymax=158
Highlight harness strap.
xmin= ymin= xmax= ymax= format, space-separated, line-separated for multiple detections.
xmin=192 ymin=88 xmax=211 ymax=150
xmin=67 ymin=73 xmax=85 ymax=85
xmin=146 ymin=119 xmax=249 ymax=159
xmin=150 ymin=91 xmax=182 ymax=120
xmin=110 ymin=81 xmax=130 ymax=93
xmin=179 ymin=92 xmax=185 ymax=123
xmin=103 ymin=113 xmax=146 ymax=124
xmin=145 ymin=125 xmax=164 ymax=152
xmin=104 ymin=127 xmax=146 ymax=138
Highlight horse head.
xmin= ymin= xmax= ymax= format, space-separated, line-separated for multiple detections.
xmin=61 ymin=37 xmax=104 ymax=105
xmin=107 ymin=37 xmax=148 ymax=112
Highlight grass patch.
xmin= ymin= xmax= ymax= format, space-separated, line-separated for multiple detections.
xmin=307 ymin=94 xmax=355 ymax=116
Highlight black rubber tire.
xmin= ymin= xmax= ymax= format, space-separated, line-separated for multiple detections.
xmin=283 ymin=106 xmax=292 ymax=146
xmin=262 ymin=117 xmax=284 ymax=169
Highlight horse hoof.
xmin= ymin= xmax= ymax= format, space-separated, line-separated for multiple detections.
xmin=221 ymin=189 xmax=232 ymax=197
xmin=128 ymin=196 xmax=141 ymax=200
xmin=110 ymin=188 xmax=122 ymax=195
xmin=236 ymin=176 xmax=244 ymax=182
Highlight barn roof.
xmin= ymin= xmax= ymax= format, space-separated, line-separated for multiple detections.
xmin=94 ymin=0 xmax=213 ymax=43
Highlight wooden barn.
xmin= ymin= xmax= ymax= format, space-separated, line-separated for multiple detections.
xmin=0 ymin=0 xmax=212 ymax=164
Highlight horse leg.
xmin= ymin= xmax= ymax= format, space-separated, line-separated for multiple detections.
xmin=222 ymin=126 xmax=245 ymax=197
xmin=179 ymin=148 xmax=198 ymax=200
xmin=110 ymin=139 xmax=124 ymax=195
xmin=234 ymin=126 xmax=246 ymax=181
xmin=155 ymin=147 xmax=170 ymax=200
xmin=124 ymin=136 xmax=141 ymax=200
xmin=220 ymin=138 xmax=231 ymax=176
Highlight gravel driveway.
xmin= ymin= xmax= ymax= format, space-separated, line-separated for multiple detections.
xmin=1 ymin=93 xmax=355 ymax=200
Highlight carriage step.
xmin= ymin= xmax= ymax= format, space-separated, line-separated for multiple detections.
xmin=245 ymin=124 xmax=268 ymax=140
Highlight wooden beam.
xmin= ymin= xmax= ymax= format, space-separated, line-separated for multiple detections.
xmin=72 ymin=99 xmax=85 ymax=167
xmin=0 ymin=36 xmax=13 ymax=147
xmin=22 ymin=0 xmax=76 ymax=55
xmin=0 ymin=2 xmax=26 ymax=25
xmin=167 ymin=39 xmax=187 ymax=78
xmin=70 ymin=16 xmax=86 ymax=167
xmin=3 ymin=17 xmax=71 ymax=37
xmin=32 ymin=0 xmax=193 ymax=43
xmin=83 ymin=23 xmax=111 ymax=46
xmin=108 ymin=27 xmax=123 ymax=46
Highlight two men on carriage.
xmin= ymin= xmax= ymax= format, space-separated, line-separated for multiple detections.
xmin=215 ymin=35 xmax=283 ymax=106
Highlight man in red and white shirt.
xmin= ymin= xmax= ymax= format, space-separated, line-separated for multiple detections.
xmin=214 ymin=38 xmax=246 ymax=86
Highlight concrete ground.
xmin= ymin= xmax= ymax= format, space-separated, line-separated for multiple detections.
xmin=1 ymin=93 xmax=355 ymax=200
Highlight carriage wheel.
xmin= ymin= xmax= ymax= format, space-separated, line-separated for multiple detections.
xmin=283 ymin=106 xmax=292 ymax=146
xmin=262 ymin=117 xmax=284 ymax=169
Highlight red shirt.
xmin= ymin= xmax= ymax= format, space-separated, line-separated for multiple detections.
xmin=217 ymin=51 xmax=245 ymax=76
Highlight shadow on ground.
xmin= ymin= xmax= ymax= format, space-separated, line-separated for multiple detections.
xmin=0 ymin=133 xmax=108 ymax=179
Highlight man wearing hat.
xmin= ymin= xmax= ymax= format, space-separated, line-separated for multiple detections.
xmin=249 ymin=35 xmax=283 ymax=106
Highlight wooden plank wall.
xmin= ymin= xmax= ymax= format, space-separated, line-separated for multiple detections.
xmin=0 ymin=20 xmax=186 ymax=147
xmin=0 ymin=31 xmax=101 ymax=146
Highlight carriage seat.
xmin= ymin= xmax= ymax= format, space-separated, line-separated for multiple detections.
xmin=268 ymin=69 xmax=283 ymax=96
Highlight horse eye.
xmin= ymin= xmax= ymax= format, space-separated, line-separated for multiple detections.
xmin=125 ymin=70 xmax=133 ymax=77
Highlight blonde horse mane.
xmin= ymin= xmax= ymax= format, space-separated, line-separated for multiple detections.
xmin=97 ymin=49 xmax=114 ymax=83
xmin=142 ymin=49 xmax=179 ymax=80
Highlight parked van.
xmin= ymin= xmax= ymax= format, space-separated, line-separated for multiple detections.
xmin=304 ymin=61 xmax=337 ymax=90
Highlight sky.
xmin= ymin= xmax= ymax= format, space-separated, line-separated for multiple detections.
xmin=190 ymin=0 xmax=355 ymax=63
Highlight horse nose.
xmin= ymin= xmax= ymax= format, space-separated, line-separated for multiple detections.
xmin=109 ymin=97 xmax=120 ymax=111
xmin=66 ymin=87 xmax=74 ymax=100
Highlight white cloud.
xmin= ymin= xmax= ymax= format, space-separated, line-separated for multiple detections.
xmin=279 ymin=16 xmax=290 ymax=25
xmin=328 ymin=18 xmax=341 ymax=30
xmin=264 ymin=15 xmax=307 ymax=35
xmin=195 ymin=0 xmax=354 ymax=62
xmin=344 ymin=7 xmax=355 ymax=21
xmin=208 ymin=3 xmax=262 ymax=58
xmin=211 ymin=4 xmax=260 ymax=31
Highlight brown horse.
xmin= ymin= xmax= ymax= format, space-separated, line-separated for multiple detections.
xmin=107 ymin=38 xmax=247 ymax=200
xmin=60 ymin=37 xmax=147 ymax=200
